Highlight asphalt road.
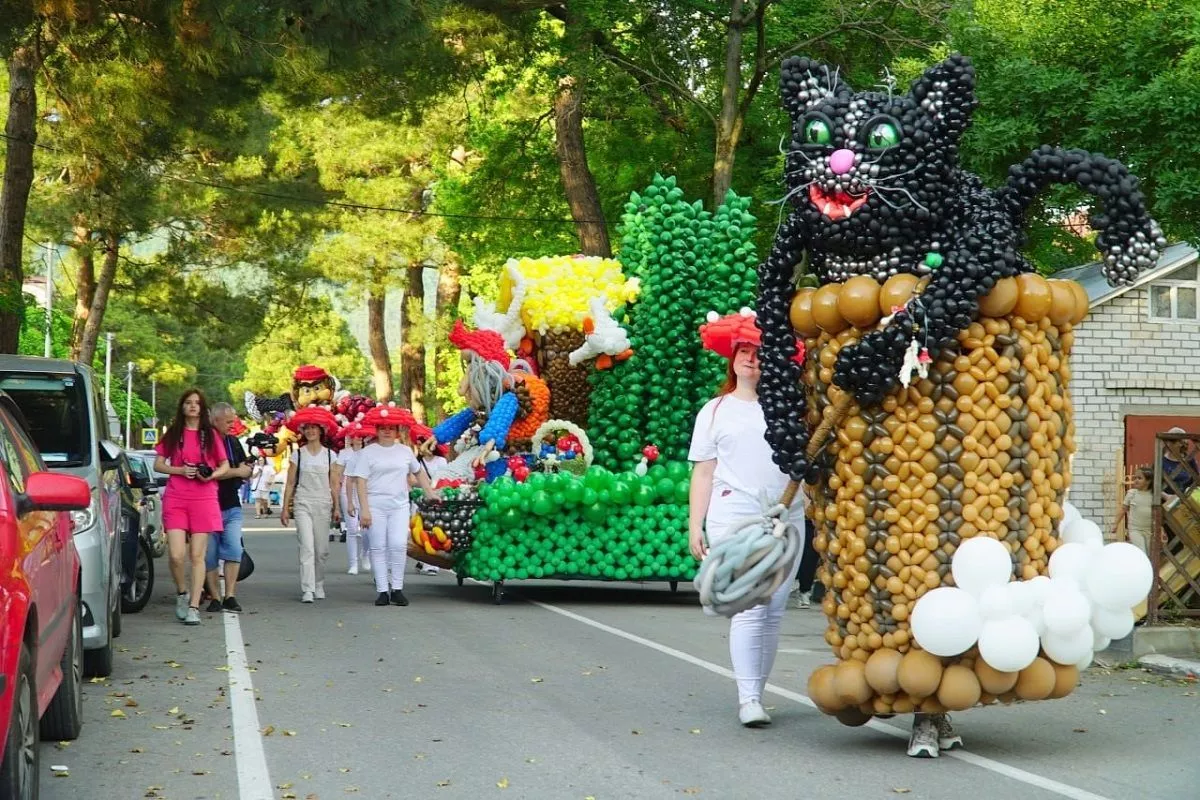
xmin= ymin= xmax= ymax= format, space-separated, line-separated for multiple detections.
xmin=39 ymin=516 xmax=1198 ymax=800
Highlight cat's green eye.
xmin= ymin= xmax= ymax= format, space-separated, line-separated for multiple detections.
xmin=867 ymin=121 xmax=900 ymax=149
xmin=804 ymin=119 xmax=832 ymax=145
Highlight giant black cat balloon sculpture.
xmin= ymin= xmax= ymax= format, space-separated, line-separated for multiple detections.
xmin=757 ymin=54 xmax=1165 ymax=483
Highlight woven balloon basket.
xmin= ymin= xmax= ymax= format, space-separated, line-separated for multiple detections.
xmin=532 ymin=419 xmax=594 ymax=476
xmin=794 ymin=275 xmax=1089 ymax=719
xmin=411 ymin=496 xmax=482 ymax=559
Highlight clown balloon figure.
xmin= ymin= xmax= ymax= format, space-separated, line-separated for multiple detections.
xmin=740 ymin=54 xmax=1160 ymax=757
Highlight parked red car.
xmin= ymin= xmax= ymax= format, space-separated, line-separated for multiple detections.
xmin=0 ymin=391 xmax=91 ymax=800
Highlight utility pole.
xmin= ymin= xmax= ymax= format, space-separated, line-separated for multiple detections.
xmin=125 ymin=362 xmax=134 ymax=449
xmin=104 ymin=332 xmax=114 ymax=405
xmin=43 ymin=242 xmax=53 ymax=358
xmin=151 ymin=378 xmax=157 ymax=429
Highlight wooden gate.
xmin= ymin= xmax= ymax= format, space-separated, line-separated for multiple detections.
xmin=1147 ymin=432 xmax=1200 ymax=623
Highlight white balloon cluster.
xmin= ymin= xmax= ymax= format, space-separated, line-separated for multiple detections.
xmin=910 ymin=502 xmax=1153 ymax=674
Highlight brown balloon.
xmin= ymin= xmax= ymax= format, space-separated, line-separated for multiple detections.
xmin=936 ymin=665 xmax=982 ymax=711
xmin=1049 ymin=663 xmax=1080 ymax=699
xmin=897 ymin=649 xmax=943 ymax=699
xmin=808 ymin=665 xmax=844 ymax=714
xmin=979 ymin=277 xmax=1019 ymax=318
xmin=975 ymin=660 xmax=1019 ymax=695
xmin=1014 ymin=658 xmax=1056 ymax=701
xmin=865 ymin=649 xmax=904 ymax=694
xmin=879 ymin=274 xmax=920 ymax=316
xmin=835 ymin=707 xmax=874 ymax=727
xmin=812 ymin=284 xmax=849 ymax=334
xmin=789 ymin=287 xmax=820 ymax=337
xmin=838 ymin=275 xmax=883 ymax=328
xmin=1014 ymin=273 xmax=1053 ymax=322
xmin=1067 ymin=280 xmax=1090 ymax=324
xmin=1048 ymin=281 xmax=1077 ymax=326
xmin=835 ymin=659 xmax=874 ymax=705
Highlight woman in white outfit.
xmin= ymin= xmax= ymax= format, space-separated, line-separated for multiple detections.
xmin=280 ymin=407 xmax=341 ymax=603
xmin=349 ymin=404 xmax=436 ymax=606
xmin=688 ymin=309 xmax=804 ymax=728
xmin=333 ymin=420 xmax=372 ymax=575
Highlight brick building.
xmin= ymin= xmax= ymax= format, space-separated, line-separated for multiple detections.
xmin=1055 ymin=243 xmax=1200 ymax=526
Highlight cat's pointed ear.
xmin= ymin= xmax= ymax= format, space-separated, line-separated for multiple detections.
xmin=779 ymin=57 xmax=849 ymax=121
xmin=908 ymin=53 xmax=977 ymax=140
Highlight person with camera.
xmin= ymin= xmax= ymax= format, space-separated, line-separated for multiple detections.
xmin=202 ymin=402 xmax=254 ymax=613
xmin=280 ymin=407 xmax=342 ymax=603
xmin=154 ymin=390 xmax=230 ymax=626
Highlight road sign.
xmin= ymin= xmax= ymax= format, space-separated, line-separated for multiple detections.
xmin=141 ymin=428 xmax=158 ymax=446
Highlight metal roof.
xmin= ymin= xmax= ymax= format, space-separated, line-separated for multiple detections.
xmin=1053 ymin=243 xmax=1198 ymax=308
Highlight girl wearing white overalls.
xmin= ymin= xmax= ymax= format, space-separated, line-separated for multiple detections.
xmin=281 ymin=407 xmax=341 ymax=603
xmin=334 ymin=421 xmax=372 ymax=575
xmin=688 ymin=310 xmax=804 ymax=728
xmin=349 ymin=404 xmax=436 ymax=606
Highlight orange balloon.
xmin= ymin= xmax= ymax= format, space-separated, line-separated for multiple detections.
xmin=1014 ymin=657 xmax=1056 ymax=701
xmin=1049 ymin=663 xmax=1079 ymax=699
xmin=838 ymin=275 xmax=882 ymax=328
xmin=1048 ymin=280 xmax=1076 ymax=326
xmin=879 ymin=274 xmax=920 ymax=316
xmin=1014 ymin=273 xmax=1053 ymax=322
xmin=812 ymin=284 xmax=848 ymax=334
xmin=1067 ymin=280 xmax=1090 ymax=324
xmin=790 ymin=287 xmax=820 ymax=337
xmin=936 ymin=664 xmax=982 ymax=711
xmin=808 ymin=665 xmax=844 ymax=713
xmin=979 ymin=277 xmax=1019 ymax=318
xmin=897 ymin=649 xmax=943 ymax=699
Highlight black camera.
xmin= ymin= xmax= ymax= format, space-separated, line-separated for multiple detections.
xmin=187 ymin=463 xmax=214 ymax=479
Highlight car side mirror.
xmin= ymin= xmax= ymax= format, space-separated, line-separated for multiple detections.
xmin=99 ymin=439 xmax=122 ymax=468
xmin=20 ymin=472 xmax=91 ymax=513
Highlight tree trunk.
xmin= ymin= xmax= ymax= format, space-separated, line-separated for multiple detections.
xmin=366 ymin=288 xmax=394 ymax=402
xmin=430 ymin=260 xmax=461 ymax=421
xmin=712 ymin=0 xmax=747 ymax=208
xmin=77 ymin=231 xmax=119 ymax=366
xmin=0 ymin=45 xmax=42 ymax=353
xmin=553 ymin=75 xmax=611 ymax=257
xmin=69 ymin=225 xmax=96 ymax=361
xmin=399 ymin=266 xmax=426 ymax=419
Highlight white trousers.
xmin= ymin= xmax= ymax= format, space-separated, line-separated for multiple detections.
xmin=295 ymin=496 xmax=331 ymax=594
xmin=343 ymin=511 xmax=369 ymax=569
xmin=366 ymin=498 xmax=410 ymax=592
xmin=707 ymin=500 xmax=802 ymax=706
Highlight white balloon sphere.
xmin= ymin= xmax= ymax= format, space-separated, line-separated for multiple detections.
xmin=1048 ymin=542 xmax=1097 ymax=582
xmin=1091 ymin=605 xmax=1135 ymax=640
xmin=1042 ymin=580 xmax=1092 ymax=634
xmin=910 ymin=587 xmax=983 ymax=657
xmin=1092 ymin=631 xmax=1111 ymax=652
xmin=1060 ymin=501 xmax=1082 ymax=535
xmin=951 ymin=536 xmax=1014 ymax=596
xmin=1006 ymin=580 xmax=1035 ymax=616
xmin=1061 ymin=518 xmax=1104 ymax=550
xmin=1075 ymin=651 xmax=1095 ymax=671
xmin=1084 ymin=542 xmax=1154 ymax=611
xmin=979 ymin=584 xmax=1015 ymax=620
xmin=1024 ymin=604 xmax=1047 ymax=637
xmin=1041 ymin=625 xmax=1094 ymax=665
xmin=978 ymin=616 xmax=1041 ymax=672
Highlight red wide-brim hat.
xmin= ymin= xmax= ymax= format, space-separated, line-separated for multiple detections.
xmin=699 ymin=308 xmax=762 ymax=359
xmin=343 ymin=420 xmax=376 ymax=440
xmin=293 ymin=364 xmax=331 ymax=383
xmin=285 ymin=406 xmax=339 ymax=437
xmin=449 ymin=319 xmax=511 ymax=368
xmin=362 ymin=404 xmax=416 ymax=430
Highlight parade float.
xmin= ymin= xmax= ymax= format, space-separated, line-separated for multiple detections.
xmin=695 ymin=53 xmax=1159 ymax=723
xmin=408 ymin=177 xmax=764 ymax=601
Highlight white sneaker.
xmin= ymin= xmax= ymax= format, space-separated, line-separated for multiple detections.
xmin=362 ymin=561 xmax=372 ymax=573
xmin=795 ymin=590 xmax=811 ymax=609
xmin=183 ymin=607 xmax=200 ymax=626
xmin=907 ymin=714 xmax=940 ymax=758
xmin=301 ymin=591 xmax=314 ymax=604
xmin=738 ymin=700 xmax=771 ymax=728
xmin=175 ymin=592 xmax=189 ymax=621
xmin=315 ymin=583 xmax=325 ymax=600
xmin=936 ymin=713 xmax=963 ymax=751
xmin=347 ymin=566 xmax=359 ymax=575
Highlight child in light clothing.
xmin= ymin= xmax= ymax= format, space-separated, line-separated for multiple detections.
xmin=1113 ymin=467 xmax=1154 ymax=554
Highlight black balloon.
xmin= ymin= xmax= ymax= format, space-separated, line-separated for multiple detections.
xmin=758 ymin=53 xmax=1164 ymax=483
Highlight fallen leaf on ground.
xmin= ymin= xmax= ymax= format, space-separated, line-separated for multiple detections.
xmin=530 ymin=677 xmax=543 ymax=683
xmin=111 ymin=709 xmax=127 ymax=718
xmin=1073 ymin=728 xmax=1087 ymax=733
xmin=436 ymin=780 xmax=451 ymax=788
xmin=55 ymin=742 xmax=70 ymax=750
xmin=50 ymin=765 xmax=69 ymax=777
xmin=682 ymin=789 xmax=701 ymax=796
xmin=283 ymin=730 xmax=297 ymax=737
xmin=413 ymin=677 xmax=423 ymax=683
xmin=689 ymin=729 xmax=701 ymax=734
xmin=336 ymin=722 xmax=353 ymax=728
xmin=281 ymin=794 xmax=296 ymax=800
xmin=192 ymin=770 xmax=210 ymax=776
xmin=892 ymin=789 xmax=911 ymax=795
xmin=497 ymin=777 xmax=510 ymax=789
xmin=278 ymin=782 xmax=293 ymax=790
xmin=215 ymin=665 xmax=231 ymax=672
xmin=166 ymin=661 xmax=181 ymax=668
xmin=631 ymin=730 xmax=640 ymax=735
xmin=125 ymin=699 xmax=139 ymax=707
xmin=344 ymin=787 xmax=359 ymax=794
xmin=131 ymin=747 xmax=144 ymax=753
xmin=261 ymin=725 xmax=276 ymax=736
xmin=525 ymin=757 xmax=537 ymax=764
xmin=167 ymin=707 xmax=179 ymax=715
xmin=339 ymin=768 xmax=351 ymax=773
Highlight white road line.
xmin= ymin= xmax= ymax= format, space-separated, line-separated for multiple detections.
xmin=530 ymin=599 xmax=1113 ymax=800
xmin=223 ymin=611 xmax=274 ymax=799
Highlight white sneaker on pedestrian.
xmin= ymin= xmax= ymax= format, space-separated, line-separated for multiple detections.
xmin=347 ymin=565 xmax=359 ymax=575
xmin=936 ymin=713 xmax=963 ymax=751
xmin=795 ymin=590 xmax=811 ymax=609
xmin=175 ymin=592 xmax=189 ymax=621
xmin=738 ymin=700 xmax=771 ymax=727
xmin=362 ymin=561 xmax=372 ymax=574
xmin=301 ymin=591 xmax=314 ymax=604
xmin=183 ymin=606 xmax=200 ymax=626
xmin=315 ymin=583 xmax=325 ymax=600
xmin=907 ymin=714 xmax=940 ymax=758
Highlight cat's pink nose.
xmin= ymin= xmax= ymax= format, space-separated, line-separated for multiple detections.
xmin=829 ymin=149 xmax=856 ymax=174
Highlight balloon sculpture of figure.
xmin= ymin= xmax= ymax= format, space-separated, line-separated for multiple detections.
xmin=741 ymin=54 xmax=1159 ymax=756
xmin=423 ymin=320 xmax=551 ymax=484
xmin=245 ymin=364 xmax=343 ymax=449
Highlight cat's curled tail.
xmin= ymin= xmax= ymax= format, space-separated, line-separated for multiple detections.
xmin=996 ymin=145 xmax=1164 ymax=286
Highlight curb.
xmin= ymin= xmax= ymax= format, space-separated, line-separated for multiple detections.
xmin=1137 ymin=654 xmax=1200 ymax=679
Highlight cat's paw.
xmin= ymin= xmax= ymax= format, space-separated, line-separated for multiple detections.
xmin=832 ymin=325 xmax=914 ymax=407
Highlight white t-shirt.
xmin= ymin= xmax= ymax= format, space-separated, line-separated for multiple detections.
xmin=251 ymin=461 xmax=275 ymax=493
xmin=289 ymin=445 xmax=333 ymax=500
xmin=418 ymin=455 xmax=448 ymax=482
xmin=347 ymin=442 xmax=420 ymax=500
xmin=688 ymin=394 xmax=799 ymax=523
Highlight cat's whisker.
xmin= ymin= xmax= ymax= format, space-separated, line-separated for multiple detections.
xmin=872 ymin=183 xmax=929 ymax=212
xmin=766 ymin=179 xmax=816 ymax=207
xmin=864 ymin=166 xmax=922 ymax=184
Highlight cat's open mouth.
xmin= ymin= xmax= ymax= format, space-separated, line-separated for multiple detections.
xmin=809 ymin=185 xmax=870 ymax=220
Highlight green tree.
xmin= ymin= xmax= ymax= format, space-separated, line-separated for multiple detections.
xmin=231 ymin=298 xmax=370 ymax=400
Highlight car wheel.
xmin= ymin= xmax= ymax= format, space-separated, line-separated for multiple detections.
xmin=83 ymin=599 xmax=114 ymax=679
xmin=0 ymin=643 xmax=39 ymax=800
xmin=121 ymin=537 xmax=155 ymax=614
xmin=41 ymin=604 xmax=84 ymax=741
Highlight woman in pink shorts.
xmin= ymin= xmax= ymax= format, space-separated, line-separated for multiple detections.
xmin=154 ymin=389 xmax=229 ymax=625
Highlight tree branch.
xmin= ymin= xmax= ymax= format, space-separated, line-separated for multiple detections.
xmin=736 ymin=0 xmax=774 ymax=123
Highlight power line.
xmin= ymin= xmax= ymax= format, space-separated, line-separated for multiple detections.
xmin=0 ymin=131 xmax=615 ymax=227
